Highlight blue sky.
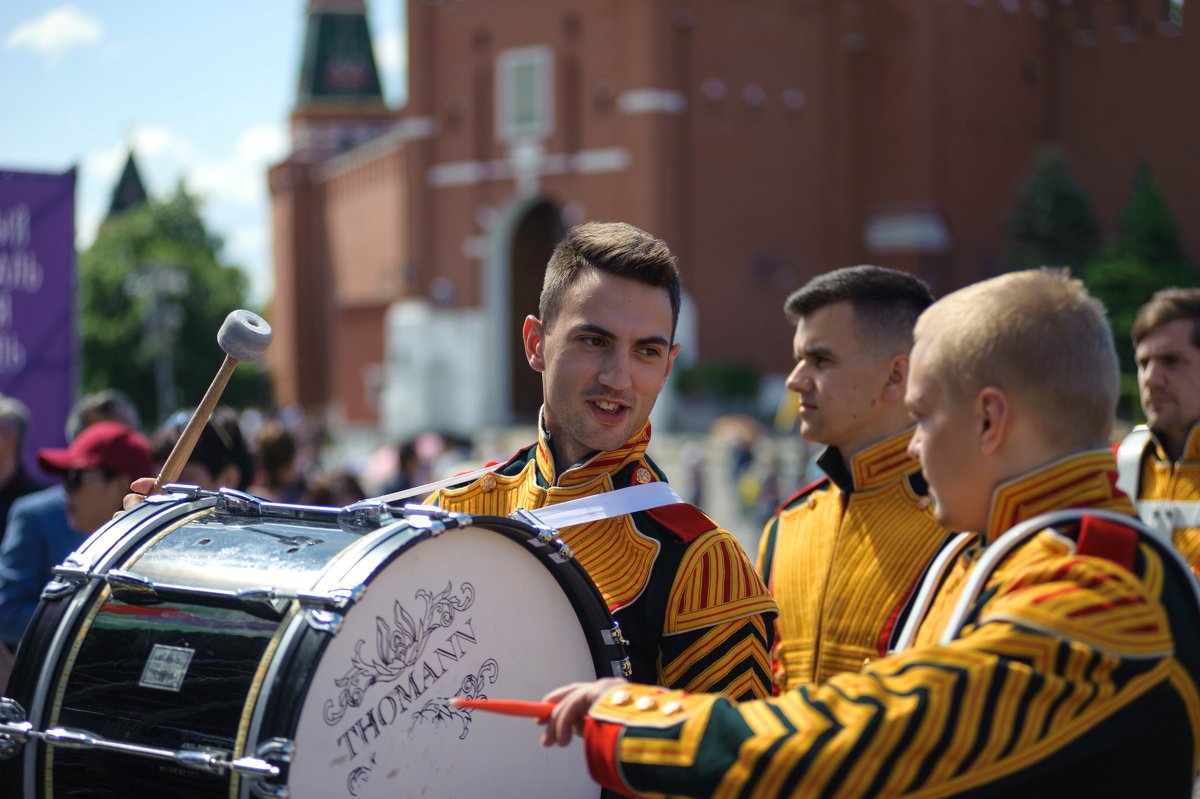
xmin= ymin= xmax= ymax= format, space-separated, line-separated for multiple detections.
xmin=1 ymin=1 xmax=408 ymax=304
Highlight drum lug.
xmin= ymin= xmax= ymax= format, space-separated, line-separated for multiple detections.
xmin=510 ymin=508 xmax=558 ymax=545
xmin=218 ymin=488 xmax=265 ymax=515
xmin=604 ymin=621 xmax=629 ymax=648
xmin=41 ymin=577 xmax=83 ymax=600
xmin=0 ymin=697 xmax=32 ymax=760
xmin=304 ymin=608 xmax=344 ymax=634
xmin=298 ymin=587 xmax=361 ymax=632
xmin=614 ymin=657 xmax=634 ymax=678
xmin=235 ymin=737 xmax=295 ymax=797
xmin=45 ymin=560 xmax=92 ymax=599
xmin=339 ymin=500 xmax=395 ymax=532
xmin=550 ymin=538 xmax=574 ymax=562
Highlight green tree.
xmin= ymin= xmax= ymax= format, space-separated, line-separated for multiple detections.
xmin=1007 ymin=147 xmax=1101 ymax=271
xmin=1083 ymin=162 xmax=1198 ymax=419
xmin=80 ymin=186 xmax=272 ymax=427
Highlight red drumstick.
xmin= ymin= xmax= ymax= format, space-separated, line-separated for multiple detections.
xmin=451 ymin=697 xmax=555 ymax=721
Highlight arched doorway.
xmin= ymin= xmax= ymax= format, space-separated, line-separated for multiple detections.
xmin=508 ymin=201 xmax=565 ymax=421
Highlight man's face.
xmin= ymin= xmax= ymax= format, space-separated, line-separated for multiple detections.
xmin=905 ymin=340 xmax=990 ymax=533
xmin=786 ymin=301 xmax=897 ymax=455
xmin=64 ymin=469 xmax=128 ymax=533
xmin=525 ymin=270 xmax=680 ymax=469
xmin=1137 ymin=318 xmax=1200 ymax=447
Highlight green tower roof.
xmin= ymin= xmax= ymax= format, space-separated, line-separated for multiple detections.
xmin=106 ymin=151 xmax=148 ymax=218
xmin=297 ymin=2 xmax=385 ymax=105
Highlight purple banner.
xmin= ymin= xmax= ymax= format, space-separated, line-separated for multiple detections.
xmin=0 ymin=168 xmax=76 ymax=478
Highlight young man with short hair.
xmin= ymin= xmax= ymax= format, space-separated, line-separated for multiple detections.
xmin=432 ymin=221 xmax=778 ymax=699
xmin=757 ymin=266 xmax=949 ymax=686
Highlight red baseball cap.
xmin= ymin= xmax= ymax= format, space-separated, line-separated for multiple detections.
xmin=38 ymin=421 xmax=155 ymax=479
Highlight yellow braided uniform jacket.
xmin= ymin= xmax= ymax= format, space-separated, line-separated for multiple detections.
xmin=583 ymin=450 xmax=1200 ymax=798
xmin=432 ymin=420 xmax=777 ymax=700
xmin=1133 ymin=423 xmax=1200 ymax=567
xmin=756 ymin=429 xmax=949 ymax=687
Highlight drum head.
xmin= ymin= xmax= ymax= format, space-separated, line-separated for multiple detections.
xmin=291 ymin=523 xmax=599 ymax=798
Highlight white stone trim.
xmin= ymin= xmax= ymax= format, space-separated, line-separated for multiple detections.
xmin=316 ymin=116 xmax=439 ymax=180
xmin=616 ymin=89 xmax=687 ymax=115
xmin=425 ymin=147 xmax=632 ymax=188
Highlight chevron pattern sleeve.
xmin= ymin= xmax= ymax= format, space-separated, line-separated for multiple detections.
xmin=583 ymin=543 xmax=1200 ymax=798
xmin=658 ymin=529 xmax=778 ymax=700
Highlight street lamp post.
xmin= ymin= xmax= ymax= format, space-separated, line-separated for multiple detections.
xmin=124 ymin=264 xmax=189 ymax=423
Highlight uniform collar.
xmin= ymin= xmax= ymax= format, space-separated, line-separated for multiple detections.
xmin=535 ymin=410 xmax=652 ymax=488
xmin=1148 ymin=421 xmax=1200 ymax=463
xmin=816 ymin=427 xmax=920 ymax=494
xmin=985 ymin=449 xmax=1135 ymax=542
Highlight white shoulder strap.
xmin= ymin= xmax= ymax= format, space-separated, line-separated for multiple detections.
xmin=1115 ymin=425 xmax=1152 ymax=499
xmin=938 ymin=508 xmax=1200 ymax=646
xmin=511 ymin=482 xmax=683 ymax=531
xmin=891 ymin=532 xmax=976 ymax=653
xmin=1136 ymin=500 xmax=1200 ymax=536
xmin=370 ymin=463 xmax=503 ymax=504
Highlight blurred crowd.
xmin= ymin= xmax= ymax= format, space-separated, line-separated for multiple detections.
xmin=0 ymin=387 xmax=483 ymax=689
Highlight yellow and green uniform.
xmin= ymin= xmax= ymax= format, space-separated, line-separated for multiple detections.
xmin=756 ymin=428 xmax=949 ymax=687
xmin=1118 ymin=422 xmax=1200 ymax=568
xmin=433 ymin=419 xmax=778 ymax=700
xmin=582 ymin=450 xmax=1200 ymax=797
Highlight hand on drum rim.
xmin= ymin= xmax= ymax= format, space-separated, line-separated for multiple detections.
xmin=540 ymin=677 xmax=630 ymax=748
xmin=115 ymin=476 xmax=159 ymax=519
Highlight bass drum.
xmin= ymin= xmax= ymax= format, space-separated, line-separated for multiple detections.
xmin=0 ymin=489 xmax=627 ymax=798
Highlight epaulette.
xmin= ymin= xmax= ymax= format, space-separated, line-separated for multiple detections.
xmin=774 ymin=477 xmax=831 ymax=515
xmin=617 ymin=458 xmax=716 ymax=544
xmin=645 ymin=502 xmax=718 ymax=544
xmin=1076 ymin=514 xmax=1139 ymax=572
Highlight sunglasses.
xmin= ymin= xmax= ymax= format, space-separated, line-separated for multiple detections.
xmin=63 ymin=468 xmax=116 ymax=491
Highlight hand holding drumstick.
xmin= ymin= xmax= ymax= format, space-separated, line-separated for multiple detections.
xmin=122 ymin=310 xmax=271 ymax=512
xmin=450 ymin=677 xmax=630 ymax=748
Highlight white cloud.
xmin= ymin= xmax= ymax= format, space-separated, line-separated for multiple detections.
xmin=236 ymin=124 xmax=289 ymax=167
xmin=373 ymin=27 xmax=408 ymax=106
xmin=375 ymin=29 xmax=406 ymax=77
xmin=4 ymin=5 xmax=102 ymax=64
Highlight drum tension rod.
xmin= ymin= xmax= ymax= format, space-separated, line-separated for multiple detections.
xmin=0 ymin=698 xmax=289 ymax=781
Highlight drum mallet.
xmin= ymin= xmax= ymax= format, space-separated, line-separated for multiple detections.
xmin=153 ymin=309 xmax=273 ymax=492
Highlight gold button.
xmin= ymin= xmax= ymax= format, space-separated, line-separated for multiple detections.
xmin=862 ymin=657 xmax=872 ymax=668
xmin=634 ymin=695 xmax=658 ymax=711
xmin=480 ymin=474 xmax=497 ymax=493
xmin=609 ymin=690 xmax=631 ymax=707
xmin=662 ymin=700 xmax=683 ymax=716
xmin=634 ymin=466 xmax=653 ymax=484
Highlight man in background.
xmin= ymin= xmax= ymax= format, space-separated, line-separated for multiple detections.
xmin=1116 ymin=287 xmax=1200 ymax=567
xmin=0 ymin=395 xmax=44 ymax=544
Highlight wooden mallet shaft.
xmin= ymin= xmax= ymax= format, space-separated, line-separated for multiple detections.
xmin=151 ymin=309 xmax=272 ymax=493
xmin=153 ymin=355 xmax=238 ymax=491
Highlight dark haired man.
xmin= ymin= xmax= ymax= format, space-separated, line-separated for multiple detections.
xmin=433 ymin=221 xmax=777 ymax=698
xmin=757 ymin=265 xmax=949 ymax=687
xmin=1117 ymin=287 xmax=1200 ymax=568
